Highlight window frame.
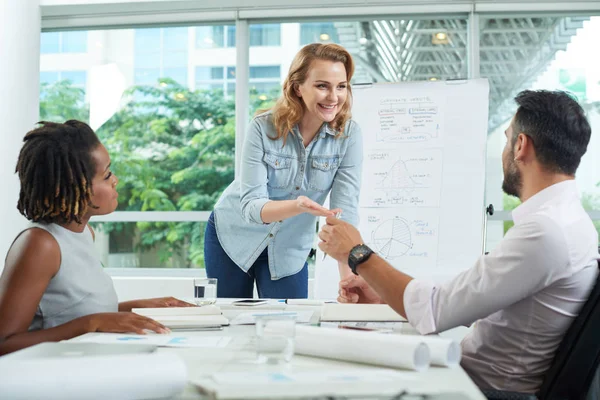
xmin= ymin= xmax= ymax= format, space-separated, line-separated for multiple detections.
xmin=38 ymin=2 xmax=600 ymax=275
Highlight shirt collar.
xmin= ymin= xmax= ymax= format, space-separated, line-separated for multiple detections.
xmin=511 ymin=180 xmax=579 ymax=224
xmin=294 ymin=123 xmax=337 ymax=139
xmin=321 ymin=122 xmax=338 ymax=136
xmin=321 ymin=123 xmax=337 ymax=138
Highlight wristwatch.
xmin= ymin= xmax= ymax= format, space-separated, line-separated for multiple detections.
xmin=348 ymin=244 xmax=374 ymax=275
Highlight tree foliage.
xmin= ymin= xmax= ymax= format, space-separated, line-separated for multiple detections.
xmin=39 ymin=78 xmax=277 ymax=268
xmin=40 ymin=80 xmax=89 ymax=122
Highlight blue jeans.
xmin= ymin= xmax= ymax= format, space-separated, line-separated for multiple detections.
xmin=204 ymin=212 xmax=308 ymax=299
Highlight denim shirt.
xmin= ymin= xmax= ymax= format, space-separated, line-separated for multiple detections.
xmin=213 ymin=111 xmax=363 ymax=280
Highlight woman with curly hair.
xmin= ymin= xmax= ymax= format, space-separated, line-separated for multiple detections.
xmin=0 ymin=120 xmax=193 ymax=355
xmin=205 ymin=43 xmax=363 ymax=298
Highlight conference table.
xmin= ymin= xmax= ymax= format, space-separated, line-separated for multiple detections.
xmin=73 ymin=300 xmax=486 ymax=400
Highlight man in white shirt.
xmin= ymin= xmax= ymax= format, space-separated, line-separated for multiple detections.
xmin=318 ymin=90 xmax=599 ymax=393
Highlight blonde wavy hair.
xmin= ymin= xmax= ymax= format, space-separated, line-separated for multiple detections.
xmin=263 ymin=43 xmax=355 ymax=144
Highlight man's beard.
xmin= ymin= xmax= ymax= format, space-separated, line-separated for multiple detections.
xmin=502 ymin=154 xmax=522 ymax=198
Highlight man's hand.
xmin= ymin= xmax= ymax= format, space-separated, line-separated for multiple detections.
xmin=318 ymin=216 xmax=363 ymax=263
xmin=338 ymin=275 xmax=382 ymax=304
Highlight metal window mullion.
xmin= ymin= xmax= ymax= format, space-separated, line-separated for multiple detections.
xmin=234 ymin=17 xmax=249 ymax=178
xmin=93 ymin=211 xmax=211 ymax=222
xmin=467 ymin=9 xmax=481 ymax=79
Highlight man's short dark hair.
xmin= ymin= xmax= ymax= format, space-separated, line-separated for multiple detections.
xmin=512 ymin=90 xmax=591 ymax=175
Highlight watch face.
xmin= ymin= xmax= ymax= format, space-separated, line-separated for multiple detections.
xmin=350 ymin=244 xmax=370 ymax=262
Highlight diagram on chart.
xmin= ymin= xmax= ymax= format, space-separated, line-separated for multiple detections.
xmin=377 ymin=96 xmax=444 ymax=145
xmin=359 ymin=210 xmax=439 ymax=270
xmin=360 ymin=148 xmax=443 ymax=208
xmin=371 ymin=217 xmax=413 ymax=258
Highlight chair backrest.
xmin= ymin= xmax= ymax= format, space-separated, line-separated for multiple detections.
xmin=538 ymin=261 xmax=600 ymax=400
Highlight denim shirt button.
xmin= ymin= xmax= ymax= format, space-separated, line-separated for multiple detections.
xmin=295 ymin=186 xmax=300 ymax=190
xmin=269 ymin=233 xmax=274 ymax=238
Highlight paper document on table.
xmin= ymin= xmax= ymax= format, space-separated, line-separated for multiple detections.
xmin=0 ymin=343 xmax=187 ymax=400
xmin=320 ymin=303 xmax=407 ymax=322
xmin=133 ymin=305 xmax=229 ymax=329
xmin=320 ymin=321 xmax=404 ymax=333
xmin=212 ymin=369 xmax=413 ymax=384
xmin=132 ymin=305 xmax=222 ymax=316
xmin=193 ymin=369 xmax=416 ymax=399
xmin=229 ymin=310 xmax=314 ymax=325
xmin=74 ymin=333 xmax=231 ymax=348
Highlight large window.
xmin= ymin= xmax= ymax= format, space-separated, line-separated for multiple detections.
xmin=482 ymin=15 xmax=600 ymax=250
xmin=195 ymin=26 xmax=235 ymax=48
xmin=38 ymin=14 xmax=599 ymax=272
xmin=196 ymin=65 xmax=280 ymax=97
xmin=247 ymin=18 xmax=469 ymax=277
xmin=40 ymin=70 xmax=87 ymax=87
xmin=195 ymin=24 xmax=280 ymax=48
xmin=40 ymin=25 xmax=236 ymax=269
xmin=249 ymin=24 xmax=281 ymax=46
xmin=300 ymin=22 xmax=340 ymax=44
xmin=257 ymin=19 xmax=469 ymax=86
xmin=134 ymin=28 xmax=188 ymax=85
xmin=41 ymin=31 xmax=87 ymax=53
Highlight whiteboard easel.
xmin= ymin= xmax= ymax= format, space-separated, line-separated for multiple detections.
xmin=315 ymin=79 xmax=490 ymax=299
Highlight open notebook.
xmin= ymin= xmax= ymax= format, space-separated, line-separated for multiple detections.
xmin=133 ymin=305 xmax=229 ymax=329
xmin=320 ymin=303 xmax=406 ymax=322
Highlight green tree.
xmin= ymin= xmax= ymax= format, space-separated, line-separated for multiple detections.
xmin=502 ymin=194 xmax=521 ymax=234
xmin=40 ymin=80 xmax=89 ymax=122
xmin=38 ymin=79 xmax=280 ymax=268
xmin=96 ymin=80 xmax=277 ymax=267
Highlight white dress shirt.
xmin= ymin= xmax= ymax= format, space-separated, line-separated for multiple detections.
xmin=404 ymin=180 xmax=600 ymax=393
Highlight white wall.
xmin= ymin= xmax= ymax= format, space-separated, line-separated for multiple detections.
xmin=0 ymin=0 xmax=41 ymax=267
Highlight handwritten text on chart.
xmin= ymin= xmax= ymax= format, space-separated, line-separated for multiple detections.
xmin=374 ymin=97 xmax=442 ymax=144
xmin=360 ymin=149 xmax=443 ymax=208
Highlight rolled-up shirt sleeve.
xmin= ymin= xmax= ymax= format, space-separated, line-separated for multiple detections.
xmin=404 ymin=279 xmax=437 ymax=334
xmin=239 ymin=118 xmax=271 ymax=225
xmin=403 ymin=215 xmax=570 ymax=335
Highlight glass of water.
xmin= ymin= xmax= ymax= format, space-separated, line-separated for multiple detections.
xmin=255 ymin=314 xmax=296 ymax=364
xmin=193 ymin=278 xmax=217 ymax=305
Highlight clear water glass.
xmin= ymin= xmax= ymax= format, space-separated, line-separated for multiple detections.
xmin=255 ymin=314 xmax=296 ymax=364
xmin=193 ymin=278 xmax=217 ymax=305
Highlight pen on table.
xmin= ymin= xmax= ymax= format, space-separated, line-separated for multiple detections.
xmin=322 ymin=211 xmax=342 ymax=261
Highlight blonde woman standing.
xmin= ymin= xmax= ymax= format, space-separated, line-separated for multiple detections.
xmin=205 ymin=43 xmax=362 ymax=298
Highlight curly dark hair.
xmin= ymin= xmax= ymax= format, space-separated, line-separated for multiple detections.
xmin=16 ymin=120 xmax=101 ymax=224
xmin=512 ymin=90 xmax=591 ymax=175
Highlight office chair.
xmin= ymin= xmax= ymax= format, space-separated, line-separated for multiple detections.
xmin=483 ymin=260 xmax=600 ymax=400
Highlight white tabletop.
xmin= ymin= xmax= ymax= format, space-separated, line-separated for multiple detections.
xmin=73 ymin=301 xmax=485 ymax=400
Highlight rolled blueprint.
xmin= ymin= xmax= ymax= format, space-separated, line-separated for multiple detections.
xmin=293 ymin=325 xmax=430 ymax=371
xmin=418 ymin=336 xmax=461 ymax=367
xmin=0 ymin=352 xmax=188 ymax=400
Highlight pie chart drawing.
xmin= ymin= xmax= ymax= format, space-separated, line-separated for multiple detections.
xmin=371 ymin=217 xmax=412 ymax=258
